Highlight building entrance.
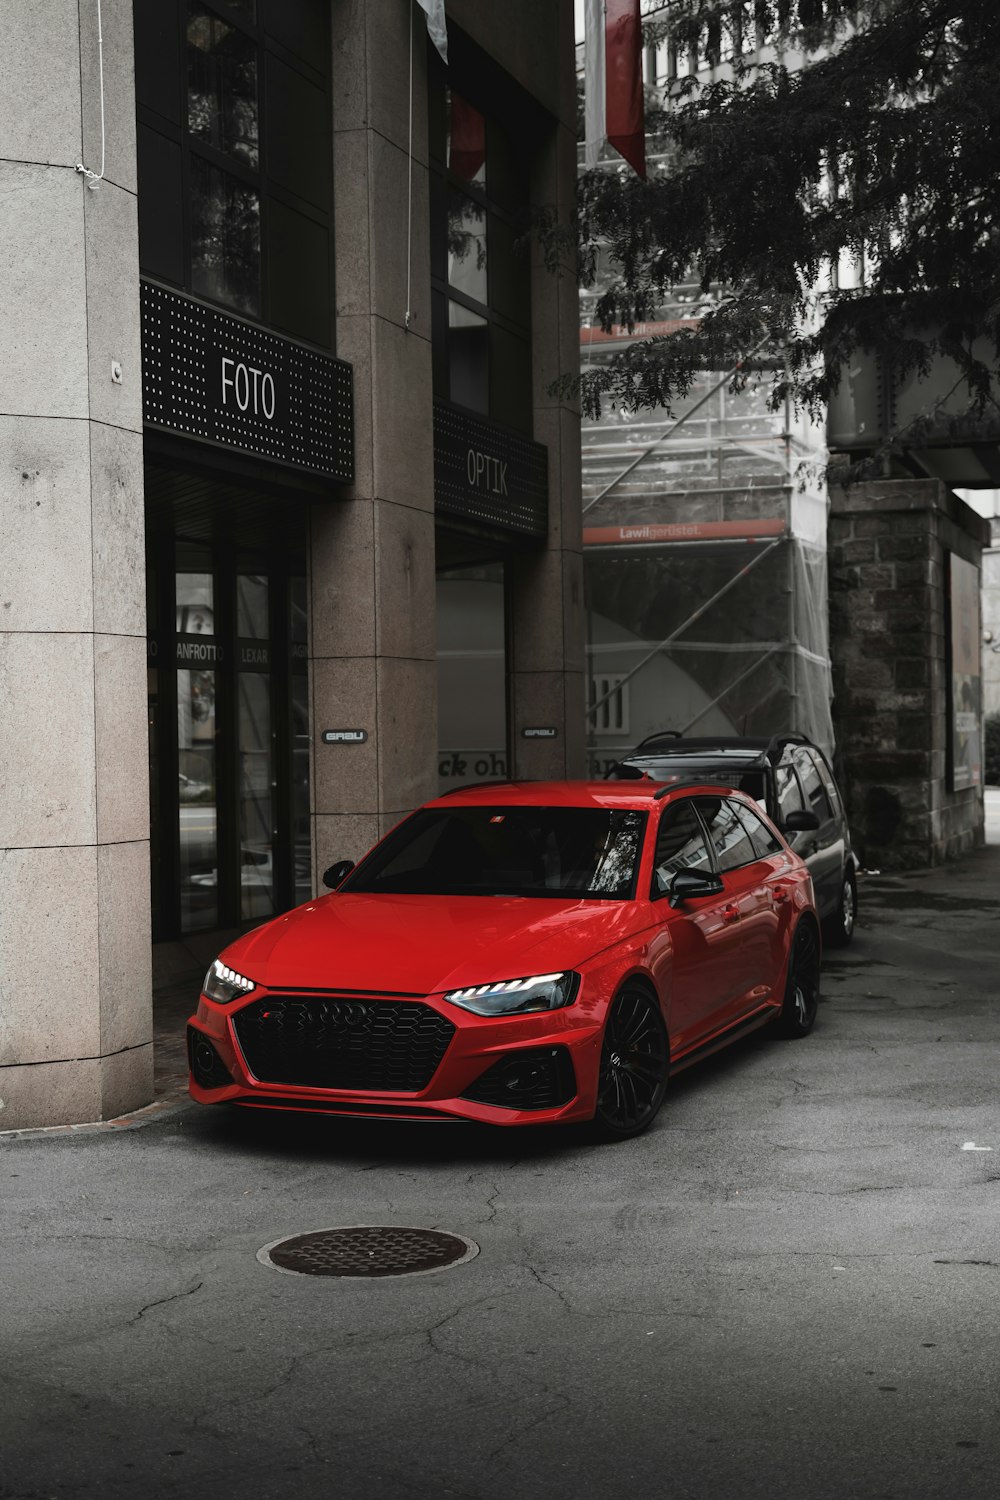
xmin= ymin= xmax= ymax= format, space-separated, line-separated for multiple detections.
xmin=146 ymin=491 xmax=310 ymax=941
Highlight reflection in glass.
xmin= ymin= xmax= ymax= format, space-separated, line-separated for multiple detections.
xmin=238 ymin=672 xmax=274 ymax=921
xmin=448 ymin=301 xmax=489 ymax=414
xmin=237 ymin=573 xmax=268 ymax=639
xmin=291 ymin=674 xmax=311 ymax=904
xmin=176 ymin=571 xmax=214 ymax=635
xmin=178 ymin=668 xmax=218 ymax=931
xmin=447 ymin=188 xmax=487 ymax=303
xmin=447 ymin=91 xmax=486 ymax=185
xmin=187 ymin=4 xmax=259 ymax=168
xmin=290 ymin=576 xmax=307 ymax=643
xmin=191 ymin=156 xmax=260 ymax=315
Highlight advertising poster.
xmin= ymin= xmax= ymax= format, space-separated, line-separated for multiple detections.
xmin=948 ymin=553 xmax=983 ymax=791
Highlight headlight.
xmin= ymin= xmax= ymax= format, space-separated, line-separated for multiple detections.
xmin=443 ymin=972 xmax=579 ymax=1017
xmin=202 ymin=958 xmax=257 ymax=1004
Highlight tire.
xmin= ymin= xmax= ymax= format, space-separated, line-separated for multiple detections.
xmin=823 ymin=868 xmax=858 ymax=948
xmin=591 ymin=985 xmax=670 ymax=1141
xmin=776 ymin=920 xmax=821 ymax=1038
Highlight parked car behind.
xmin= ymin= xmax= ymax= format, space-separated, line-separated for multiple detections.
xmin=608 ymin=733 xmax=858 ymax=946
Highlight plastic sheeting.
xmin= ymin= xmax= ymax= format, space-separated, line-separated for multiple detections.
xmin=582 ymin=341 xmax=833 ymax=771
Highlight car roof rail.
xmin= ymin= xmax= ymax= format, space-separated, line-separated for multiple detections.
xmin=435 ymin=779 xmax=519 ymax=798
xmin=763 ymin=732 xmax=813 ymax=765
xmin=632 ymin=729 xmax=682 ymax=752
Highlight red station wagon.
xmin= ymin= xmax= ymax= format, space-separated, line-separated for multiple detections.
xmin=187 ymin=780 xmax=821 ymax=1140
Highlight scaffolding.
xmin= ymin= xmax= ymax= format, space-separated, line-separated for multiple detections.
xmin=582 ymin=308 xmax=833 ymax=773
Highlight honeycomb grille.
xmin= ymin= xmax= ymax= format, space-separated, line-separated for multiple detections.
xmin=232 ymin=995 xmax=455 ymax=1092
xmin=259 ymin=1225 xmax=479 ymax=1278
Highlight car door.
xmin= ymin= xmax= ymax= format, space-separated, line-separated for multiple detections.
xmin=693 ymin=795 xmax=779 ymax=1026
xmin=791 ymin=748 xmax=844 ymax=917
xmin=648 ymin=797 xmax=739 ymax=1054
xmin=726 ymin=796 xmax=799 ymax=997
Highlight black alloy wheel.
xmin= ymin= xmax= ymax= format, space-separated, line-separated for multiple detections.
xmin=593 ymin=986 xmax=669 ymax=1140
xmin=824 ymin=869 xmax=858 ymax=947
xmin=776 ymin=920 xmax=821 ymax=1038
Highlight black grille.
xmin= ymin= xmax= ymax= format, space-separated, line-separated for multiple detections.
xmin=232 ymin=996 xmax=455 ymax=1092
xmin=461 ymin=1046 xmax=576 ymax=1111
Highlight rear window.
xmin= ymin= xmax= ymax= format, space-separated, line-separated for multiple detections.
xmin=346 ymin=806 xmax=648 ymax=900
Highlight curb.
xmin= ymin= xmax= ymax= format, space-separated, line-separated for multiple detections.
xmin=0 ymin=1092 xmax=193 ymax=1143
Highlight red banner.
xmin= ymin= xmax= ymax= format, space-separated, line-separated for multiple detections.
xmin=605 ymin=0 xmax=645 ymax=178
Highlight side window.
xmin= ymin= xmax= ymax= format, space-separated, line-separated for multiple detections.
xmin=731 ymin=799 xmax=782 ymax=858
xmin=814 ymin=751 xmax=843 ymax=815
xmin=652 ymin=800 xmax=713 ymax=893
xmin=697 ymin=797 xmax=758 ymax=873
xmin=776 ymin=762 xmax=804 ymax=823
xmin=794 ymin=749 xmax=834 ymax=822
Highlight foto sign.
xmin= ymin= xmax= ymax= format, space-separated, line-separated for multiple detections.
xmin=140 ymin=280 xmax=353 ymax=482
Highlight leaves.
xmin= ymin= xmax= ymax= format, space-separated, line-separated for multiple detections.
xmin=575 ymin=0 xmax=1000 ymax=445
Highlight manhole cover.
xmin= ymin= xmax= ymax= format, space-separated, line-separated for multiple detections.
xmin=257 ymin=1225 xmax=480 ymax=1279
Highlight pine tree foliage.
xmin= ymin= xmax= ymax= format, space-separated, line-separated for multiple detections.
xmin=569 ymin=0 xmax=1000 ymax=453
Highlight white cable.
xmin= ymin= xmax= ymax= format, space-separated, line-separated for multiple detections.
xmin=404 ymin=0 xmax=414 ymax=329
xmin=75 ymin=0 xmax=106 ymax=190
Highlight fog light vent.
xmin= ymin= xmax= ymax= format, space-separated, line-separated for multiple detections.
xmin=187 ymin=1027 xmax=232 ymax=1090
xmin=258 ymin=1226 xmax=479 ymax=1279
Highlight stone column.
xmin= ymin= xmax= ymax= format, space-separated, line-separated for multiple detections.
xmin=0 ymin=0 xmax=151 ymax=1128
xmin=508 ymin=3 xmax=585 ymax=782
xmin=828 ymin=479 xmax=988 ymax=868
xmin=309 ymin=0 xmax=439 ymax=879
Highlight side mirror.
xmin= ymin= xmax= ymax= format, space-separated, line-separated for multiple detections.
xmin=658 ymin=868 xmax=724 ymax=907
xmin=781 ymin=809 xmax=820 ymax=834
xmin=322 ymin=859 xmax=356 ymax=890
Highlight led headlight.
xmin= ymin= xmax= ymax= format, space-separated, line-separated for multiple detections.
xmin=202 ymin=958 xmax=257 ymax=1004
xmin=443 ymin=972 xmax=579 ymax=1017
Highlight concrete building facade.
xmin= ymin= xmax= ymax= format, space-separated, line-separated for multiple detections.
xmin=0 ymin=0 xmax=582 ymax=1130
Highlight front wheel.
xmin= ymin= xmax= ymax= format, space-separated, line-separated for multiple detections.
xmin=776 ymin=921 xmax=821 ymax=1038
xmin=823 ymin=868 xmax=857 ymax=948
xmin=592 ymin=986 xmax=669 ymax=1141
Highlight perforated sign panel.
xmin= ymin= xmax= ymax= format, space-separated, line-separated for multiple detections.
xmin=140 ymin=281 xmax=353 ymax=482
xmin=433 ymin=401 xmax=548 ymax=537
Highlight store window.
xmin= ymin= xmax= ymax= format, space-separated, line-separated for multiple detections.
xmin=146 ymin=516 xmax=310 ymax=941
xmin=135 ymin=0 xmax=333 ymax=345
xmin=429 ymin=79 xmax=532 ymax=432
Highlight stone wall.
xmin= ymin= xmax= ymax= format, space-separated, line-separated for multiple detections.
xmin=829 ymin=479 xmax=988 ymax=868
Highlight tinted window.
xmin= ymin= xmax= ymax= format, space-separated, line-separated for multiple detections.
xmin=697 ymin=798 xmax=758 ymax=873
xmin=776 ymin=763 xmax=804 ymax=822
xmin=652 ymin=801 xmax=713 ymax=892
xmin=730 ymin=800 xmax=783 ymax=858
xmin=794 ymin=749 xmax=834 ymax=821
xmin=347 ymin=806 xmax=647 ymax=900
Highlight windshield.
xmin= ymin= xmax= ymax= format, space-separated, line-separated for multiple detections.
xmin=345 ymin=806 xmax=648 ymax=899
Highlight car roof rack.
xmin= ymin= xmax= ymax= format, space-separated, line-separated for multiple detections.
xmin=632 ymin=730 xmax=682 ymax=752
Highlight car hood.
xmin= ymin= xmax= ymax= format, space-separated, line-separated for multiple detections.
xmin=226 ymin=893 xmax=650 ymax=995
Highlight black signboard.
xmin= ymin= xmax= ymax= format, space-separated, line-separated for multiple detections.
xmin=140 ymin=280 xmax=353 ymax=482
xmin=433 ymin=401 xmax=548 ymax=538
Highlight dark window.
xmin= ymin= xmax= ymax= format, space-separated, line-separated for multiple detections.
xmin=136 ymin=0 xmax=333 ymax=345
xmin=730 ymin=799 xmax=783 ymax=859
xmin=793 ymin=749 xmax=834 ymax=822
xmin=697 ymin=797 xmax=759 ymax=873
xmin=776 ymin=762 xmax=804 ymax=822
xmin=429 ymin=76 xmax=532 ymax=432
xmin=347 ymin=807 xmax=647 ymax=901
xmin=652 ymin=801 xmax=713 ymax=893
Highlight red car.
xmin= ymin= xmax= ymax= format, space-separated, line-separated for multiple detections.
xmin=187 ymin=781 xmax=820 ymax=1139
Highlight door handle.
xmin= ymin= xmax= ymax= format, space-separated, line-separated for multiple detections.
xmin=722 ymin=903 xmax=740 ymax=924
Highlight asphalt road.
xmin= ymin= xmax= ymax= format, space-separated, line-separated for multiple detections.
xmin=3 ymin=839 xmax=1000 ymax=1500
